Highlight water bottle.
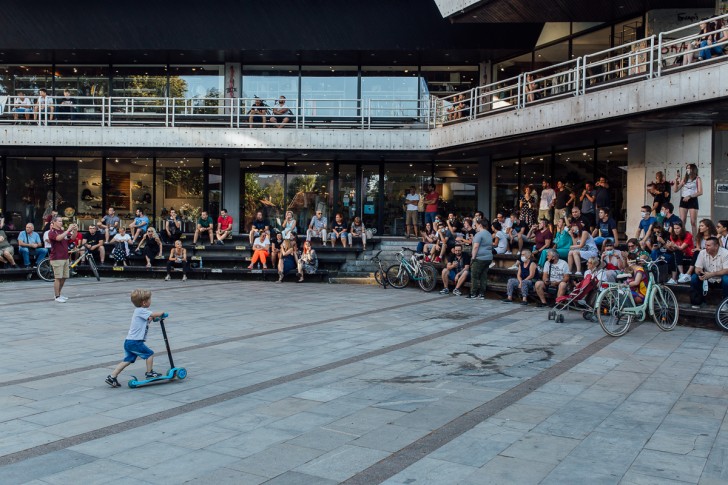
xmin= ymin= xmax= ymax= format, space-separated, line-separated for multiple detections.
xmin=199 ymin=256 xmax=203 ymax=269
xmin=703 ymin=279 xmax=708 ymax=295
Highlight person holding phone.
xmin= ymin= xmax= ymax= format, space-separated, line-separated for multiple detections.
xmin=673 ymin=163 xmax=703 ymax=239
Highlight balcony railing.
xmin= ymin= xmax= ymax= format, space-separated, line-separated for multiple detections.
xmin=1 ymin=13 xmax=726 ymax=131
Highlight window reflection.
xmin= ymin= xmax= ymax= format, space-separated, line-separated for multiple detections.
xmin=286 ymin=161 xmax=333 ymax=231
xmin=5 ymin=157 xmax=54 ymax=230
xmin=155 ymin=158 xmax=204 ymax=231
xmin=0 ymin=65 xmax=53 ymax=97
xmin=301 ymin=66 xmax=357 ymax=118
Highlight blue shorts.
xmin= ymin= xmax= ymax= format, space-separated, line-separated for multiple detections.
xmin=123 ymin=339 xmax=154 ymax=363
xmin=449 ymin=269 xmax=470 ymax=282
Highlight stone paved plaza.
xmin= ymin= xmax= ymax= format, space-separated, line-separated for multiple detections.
xmin=0 ymin=277 xmax=727 ymax=484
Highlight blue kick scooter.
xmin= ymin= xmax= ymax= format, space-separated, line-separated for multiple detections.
xmin=128 ymin=314 xmax=188 ymax=388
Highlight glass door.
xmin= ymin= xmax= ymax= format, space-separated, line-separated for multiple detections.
xmin=337 ymin=164 xmax=358 ymax=224
xmin=240 ymin=161 xmax=286 ymax=233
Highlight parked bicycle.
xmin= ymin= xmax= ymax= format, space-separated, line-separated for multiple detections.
xmin=595 ymin=259 xmax=678 ymax=337
xmin=371 ymin=250 xmax=388 ymax=289
xmin=37 ymin=247 xmax=100 ymax=282
xmin=386 ymin=247 xmax=437 ymax=292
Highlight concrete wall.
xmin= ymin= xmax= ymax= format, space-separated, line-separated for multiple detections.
xmin=714 ymin=128 xmax=728 ymax=221
xmin=627 ymin=126 xmax=713 ymax=235
xmin=646 ymin=8 xmax=715 ymax=37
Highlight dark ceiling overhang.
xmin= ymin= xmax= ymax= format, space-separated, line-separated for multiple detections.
xmin=446 ymin=0 xmax=716 ymax=23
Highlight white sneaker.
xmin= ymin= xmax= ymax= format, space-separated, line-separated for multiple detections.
xmin=58 ymin=295 xmax=68 ymax=302
xmin=489 ymin=262 xmax=496 ymax=268
xmin=678 ymin=273 xmax=691 ymax=284
xmin=182 ymin=275 xmax=187 ymax=282
xmin=164 ymin=275 xmax=171 ymax=281
xmin=54 ymin=296 xmax=66 ymax=303
xmin=667 ymin=278 xmax=677 ymax=284
xmin=509 ymin=263 xmax=519 ymax=269
xmin=574 ymin=271 xmax=583 ymax=276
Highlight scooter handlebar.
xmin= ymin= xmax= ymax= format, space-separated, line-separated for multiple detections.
xmin=152 ymin=312 xmax=169 ymax=322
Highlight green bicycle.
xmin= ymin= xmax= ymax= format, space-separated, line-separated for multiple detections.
xmin=385 ymin=247 xmax=437 ymax=292
xmin=595 ymin=259 xmax=679 ymax=337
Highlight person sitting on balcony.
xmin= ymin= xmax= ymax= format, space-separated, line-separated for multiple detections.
xmin=248 ymin=211 xmax=270 ymax=245
xmin=297 ymin=240 xmax=318 ymax=282
xmin=248 ymin=97 xmax=269 ymax=128
xmin=215 ymin=208 xmax=233 ymax=245
xmin=349 ymin=216 xmax=367 ymax=250
xmin=56 ymin=89 xmax=75 ymax=121
xmin=165 ymin=240 xmax=189 ymax=281
xmin=248 ymin=230 xmax=271 ymax=269
xmin=12 ymin=92 xmax=32 ymax=123
xmin=698 ymin=19 xmax=725 ymax=61
xmin=269 ymin=95 xmax=293 ymax=128
xmin=193 ymin=210 xmax=215 ymax=245
xmin=329 ymin=213 xmax=349 ymax=248
xmin=34 ymin=88 xmax=54 ymax=121
xmin=164 ymin=209 xmax=182 ymax=244
xmin=306 ymin=210 xmax=328 ymax=246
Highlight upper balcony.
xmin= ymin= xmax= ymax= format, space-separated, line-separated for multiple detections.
xmin=1 ymin=14 xmax=727 ymax=154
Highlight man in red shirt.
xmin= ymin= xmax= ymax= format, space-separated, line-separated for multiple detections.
xmin=48 ymin=216 xmax=78 ymax=303
xmin=423 ymin=184 xmax=440 ymax=226
xmin=215 ymin=208 xmax=233 ymax=245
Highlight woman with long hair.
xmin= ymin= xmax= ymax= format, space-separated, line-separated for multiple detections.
xmin=665 ymin=221 xmax=694 ymax=284
xmin=673 ymin=163 xmax=702 ymax=238
xmin=518 ymin=185 xmax=537 ymax=227
xmin=297 ymin=240 xmax=318 ymax=283
xmin=682 ymin=218 xmax=717 ymax=282
xmin=276 ymin=237 xmax=298 ymax=282
xmin=136 ymin=227 xmax=163 ymax=267
xmin=281 ymin=210 xmax=297 ymax=240
xmin=538 ymin=217 xmax=571 ymax=267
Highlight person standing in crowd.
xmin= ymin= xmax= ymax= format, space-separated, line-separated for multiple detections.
xmin=538 ymin=179 xmax=555 ymax=222
xmin=594 ymin=176 xmax=611 ymax=215
xmin=468 ymin=218 xmax=493 ymax=300
xmin=48 ymin=216 xmax=77 ymax=302
xmin=404 ymin=186 xmax=420 ymax=239
xmin=518 ymin=185 xmax=537 ymax=228
xmin=422 ymin=184 xmax=439 ymax=226
xmin=673 ymin=163 xmax=702 ymax=240
xmin=17 ymin=222 xmax=48 ymax=268
xmin=647 ymin=171 xmax=671 ymax=215
xmin=553 ymin=181 xmax=575 ymax=221
xmin=579 ymin=182 xmax=596 ymax=230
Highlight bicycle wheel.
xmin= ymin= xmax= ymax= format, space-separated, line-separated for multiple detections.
xmin=417 ymin=264 xmax=437 ymax=292
xmin=88 ymin=255 xmax=101 ymax=281
xmin=386 ymin=264 xmax=410 ymax=289
xmin=374 ymin=268 xmax=387 ymax=288
xmin=37 ymin=258 xmax=54 ymax=282
xmin=650 ymin=285 xmax=678 ymax=331
xmin=715 ymin=297 xmax=728 ymax=332
xmin=596 ymin=287 xmax=632 ymax=337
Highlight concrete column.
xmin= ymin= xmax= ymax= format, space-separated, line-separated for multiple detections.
xmin=713 ymin=128 xmax=728 ymax=221
xmin=222 ymin=157 xmax=240 ymax=233
xmin=477 ymin=155 xmax=491 ymax=217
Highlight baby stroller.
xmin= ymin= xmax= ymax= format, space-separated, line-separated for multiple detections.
xmin=548 ymin=273 xmax=600 ymax=323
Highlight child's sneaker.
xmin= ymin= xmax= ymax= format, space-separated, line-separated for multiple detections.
xmin=145 ymin=370 xmax=162 ymax=378
xmin=105 ymin=375 xmax=120 ymax=388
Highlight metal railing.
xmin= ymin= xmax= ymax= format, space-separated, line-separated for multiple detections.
xmin=1 ymin=13 xmax=726 ymax=131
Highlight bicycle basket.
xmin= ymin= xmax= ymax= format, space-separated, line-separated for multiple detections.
xmin=650 ymin=260 xmax=669 ymax=284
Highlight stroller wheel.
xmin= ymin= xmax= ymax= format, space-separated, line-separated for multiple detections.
xmin=548 ymin=311 xmax=555 ymax=320
xmin=556 ymin=314 xmax=565 ymax=323
xmin=582 ymin=311 xmax=593 ymax=321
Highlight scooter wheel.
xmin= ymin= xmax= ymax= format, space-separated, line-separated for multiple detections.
xmin=128 ymin=378 xmax=138 ymax=389
xmin=176 ymin=368 xmax=187 ymax=380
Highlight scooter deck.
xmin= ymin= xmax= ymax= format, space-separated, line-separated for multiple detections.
xmin=128 ymin=367 xmax=187 ymax=388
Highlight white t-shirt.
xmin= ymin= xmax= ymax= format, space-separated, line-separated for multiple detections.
xmin=43 ymin=230 xmax=52 ymax=249
xmin=253 ymin=236 xmax=270 ymax=250
xmin=405 ymin=193 xmax=420 ymax=211
xmin=112 ymin=233 xmax=132 ymax=254
xmin=544 ymin=259 xmax=570 ymax=282
xmin=494 ymin=230 xmax=509 ymax=254
xmin=15 ymin=97 xmax=31 ymax=109
xmin=126 ymin=307 xmax=153 ymax=341
xmin=540 ymin=188 xmax=556 ymax=210
xmin=37 ymin=96 xmax=54 ymax=107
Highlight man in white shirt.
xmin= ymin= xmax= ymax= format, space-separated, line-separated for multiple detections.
xmin=34 ymin=88 xmax=54 ymax=121
xmin=12 ymin=92 xmax=32 ymax=122
xmin=307 ymin=210 xmax=328 ymax=246
xmin=269 ymin=95 xmax=293 ymax=128
xmin=538 ymin=179 xmax=556 ymax=222
xmin=690 ymin=237 xmax=728 ymax=308
xmin=404 ymin=186 xmax=420 ymax=239
xmin=535 ymin=249 xmax=571 ymax=307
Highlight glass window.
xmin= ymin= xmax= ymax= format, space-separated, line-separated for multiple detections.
xmin=169 ymin=65 xmax=224 ymax=99
xmin=554 ymin=149 xmax=594 ymax=190
xmin=597 ymin=144 xmax=629 ymax=220
xmin=4 ymin=157 xmax=53 ymax=230
xmin=360 ymin=164 xmax=380 ymax=233
xmin=494 ymin=53 xmax=532 ymax=82
xmin=521 ymin=153 xmax=551 ymax=190
xmin=286 ymin=161 xmax=333 ymax=232
xmin=240 ymin=161 xmax=286 ymax=234
xmin=301 ymin=66 xmax=357 ymax=118
xmin=208 ymin=158 xmax=223 ymax=221
xmin=572 ymin=27 xmax=611 ymax=59
xmin=361 ymin=66 xmax=420 ymax=118
xmin=433 ymin=162 xmax=478 ymax=218
xmin=420 ymin=66 xmax=478 ymax=96
xmin=536 ymin=23 xmax=572 ymax=47
xmin=0 ymin=65 xmax=53 ymax=97
xmin=104 ymin=158 xmax=153 ymax=231
xmin=613 ymin=17 xmax=643 ymax=45
xmin=534 ymin=42 xmax=570 ymax=67
xmin=242 ymin=66 xmax=300 ymax=118
xmin=337 ymin=164 xmax=358 ymax=222
xmin=56 ymin=157 xmax=104 ymax=230
xmin=54 ymin=65 xmax=109 ymax=97
xmin=111 ymin=65 xmax=170 ymax=97
xmin=492 ymin=158 xmax=519 ymax=216
xmin=155 ymin=158 xmax=204 ymax=231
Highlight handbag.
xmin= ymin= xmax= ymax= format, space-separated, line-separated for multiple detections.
xmin=417 ymin=196 xmax=425 ymax=212
xmin=365 ymin=229 xmax=374 ymax=239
